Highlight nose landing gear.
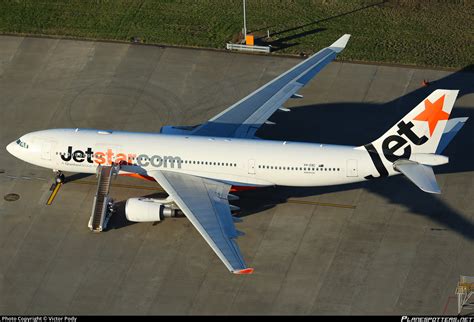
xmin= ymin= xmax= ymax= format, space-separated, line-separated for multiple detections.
xmin=54 ymin=170 xmax=65 ymax=184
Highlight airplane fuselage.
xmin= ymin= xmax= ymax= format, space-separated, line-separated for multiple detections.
xmin=6 ymin=128 xmax=397 ymax=187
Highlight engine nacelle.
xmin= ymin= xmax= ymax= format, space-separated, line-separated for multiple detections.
xmin=125 ymin=198 xmax=181 ymax=222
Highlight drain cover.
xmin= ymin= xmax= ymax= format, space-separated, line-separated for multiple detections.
xmin=4 ymin=193 xmax=20 ymax=201
xmin=0 ymin=169 xmax=4 ymax=174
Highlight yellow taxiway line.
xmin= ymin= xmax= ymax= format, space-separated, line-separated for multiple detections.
xmin=46 ymin=182 xmax=62 ymax=205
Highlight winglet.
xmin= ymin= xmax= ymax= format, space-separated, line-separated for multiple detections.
xmin=233 ymin=268 xmax=254 ymax=275
xmin=329 ymin=34 xmax=351 ymax=53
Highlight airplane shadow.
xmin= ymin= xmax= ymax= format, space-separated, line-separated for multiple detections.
xmin=256 ymin=28 xmax=327 ymax=52
xmin=109 ymin=65 xmax=474 ymax=242
xmin=237 ymin=64 xmax=474 ymax=240
xmin=65 ymin=172 xmax=94 ymax=183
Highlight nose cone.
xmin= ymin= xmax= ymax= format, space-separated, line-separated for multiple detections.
xmin=6 ymin=141 xmax=16 ymax=156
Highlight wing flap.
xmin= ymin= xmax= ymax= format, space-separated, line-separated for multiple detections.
xmin=394 ymin=160 xmax=441 ymax=194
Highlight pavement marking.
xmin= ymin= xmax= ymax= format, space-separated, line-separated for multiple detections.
xmin=3 ymin=174 xmax=47 ymax=181
xmin=46 ymin=182 xmax=62 ymax=205
xmin=286 ymin=199 xmax=356 ymax=209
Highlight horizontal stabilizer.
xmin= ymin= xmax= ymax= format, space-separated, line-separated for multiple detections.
xmin=394 ymin=160 xmax=441 ymax=194
xmin=436 ymin=117 xmax=468 ymax=154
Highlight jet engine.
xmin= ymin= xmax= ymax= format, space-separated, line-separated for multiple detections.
xmin=125 ymin=197 xmax=182 ymax=222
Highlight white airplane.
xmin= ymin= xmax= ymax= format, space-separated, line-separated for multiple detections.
xmin=6 ymin=34 xmax=468 ymax=274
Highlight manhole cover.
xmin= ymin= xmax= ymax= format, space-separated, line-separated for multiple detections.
xmin=4 ymin=193 xmax=20 ymax=201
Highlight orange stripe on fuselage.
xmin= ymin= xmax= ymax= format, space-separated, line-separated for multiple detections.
xmin=119 ymin=173 xmax=156 ymax=182
xmin=230 ymin=186 xmax=259 ymax=192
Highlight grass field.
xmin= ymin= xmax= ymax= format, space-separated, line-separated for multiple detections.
xmin=0 ymin=0 xmax=472 ymax=69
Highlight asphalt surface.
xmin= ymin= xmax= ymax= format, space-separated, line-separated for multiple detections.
xmin=0 ymin=35 xmax=473 ymax=315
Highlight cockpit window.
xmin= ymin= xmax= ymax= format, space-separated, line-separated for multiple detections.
xmin=16 ymin=139 xmax=29 ymax=149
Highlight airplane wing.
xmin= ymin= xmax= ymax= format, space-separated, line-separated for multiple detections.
xmin=147 ymin=170 xmax=253 ymax=274
xmin=394 ymin=159 xmax=441 ymax=194
xmin=190 ymin=34 xmax=351 ymax=139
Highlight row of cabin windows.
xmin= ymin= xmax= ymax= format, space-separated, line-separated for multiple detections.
xmin=55 ymin=152 xmax=237 ymax=167
xmin=54 ymin=151 xmax=339 ymax=172
xmin=183 ymin=160 xmax=237 ymax=167
xmin=258 ymin=165 xmax=341 ymax=172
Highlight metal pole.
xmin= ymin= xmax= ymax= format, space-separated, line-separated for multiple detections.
xmin=243 ymin=0 xmax=247 ymax=40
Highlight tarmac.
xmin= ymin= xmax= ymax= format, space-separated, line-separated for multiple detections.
xmin=0 ymin=35 xmax=473 ymax=315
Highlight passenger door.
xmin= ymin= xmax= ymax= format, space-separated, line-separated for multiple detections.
xmin=346 ymin=159 xmax=358 ymax=177
xmin=248 ymin=159 xmax=256 ymax=174
xmin=41 ymin=141 xmax=53 ymax=160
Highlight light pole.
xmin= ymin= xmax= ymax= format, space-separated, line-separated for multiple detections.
xmin=243 ymin=0 xmax=247 ymax=40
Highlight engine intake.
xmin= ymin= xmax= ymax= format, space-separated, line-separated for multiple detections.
xmin=125 ymin=197 xmax=182 ymax=222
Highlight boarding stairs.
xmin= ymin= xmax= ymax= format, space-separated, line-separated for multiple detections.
xmin=88 ymin=165 xmax=119 ymax=232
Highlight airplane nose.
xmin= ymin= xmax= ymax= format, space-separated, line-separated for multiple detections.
xmin=6 ymin=141 xmax=15 ymax=155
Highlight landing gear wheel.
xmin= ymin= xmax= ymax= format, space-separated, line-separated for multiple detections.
xmin=55 ymin=172 xmax=65 ymax=184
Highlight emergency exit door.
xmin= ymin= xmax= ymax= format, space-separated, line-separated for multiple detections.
xmin=248 ymin=159 xmax=256 ymax=174
xmin=346 ymin=159 xmax=358 ymax=177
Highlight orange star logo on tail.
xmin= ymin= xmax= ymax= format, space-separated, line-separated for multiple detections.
xmin=414 ymin=94 xmax=450 ymax=136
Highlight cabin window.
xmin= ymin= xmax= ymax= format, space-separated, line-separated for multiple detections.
xmin=16 ymin=139 xmax=29 ymax=149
